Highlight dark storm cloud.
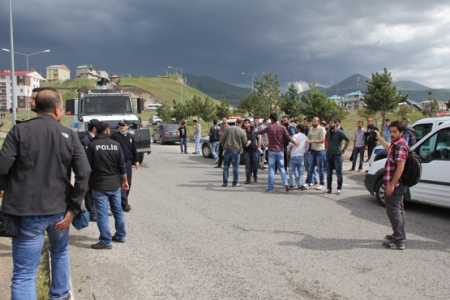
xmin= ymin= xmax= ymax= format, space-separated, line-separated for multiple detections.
xmin=1 ymin=0 xmax=450 ymax=89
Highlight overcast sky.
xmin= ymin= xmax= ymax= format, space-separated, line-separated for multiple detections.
xmin=1 ymin=0 xmax=450 ymax=91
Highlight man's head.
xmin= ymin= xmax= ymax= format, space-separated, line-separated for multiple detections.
xmin=222 ymin=117 xmax=227 ymax=125
xmin=296 ymin=124 xmax=305 ymax=133
xmin=367 ymin=118 xmax=374 ymax=126
xmin=312 ymin=117 xmax=320 ymax=128
xmin=88 ymin=119 xmax=99 ymax=134
xmin=235 ymin=117 xmax=243 ymax=126
xmin=357 ymin=120 xmax=363 ymax=129
xmin=282 ymin=115 xmax=290 ymax=125
xmin=401 ymin=118 xmax=409 ymax=127
xmin=320 ymin=120 xmax=327 ymax=128
xmin=389 ymin=120 xmax=404 ymax=142
xmin=34 ymin=90 xmax=64 ymax=122
xmin=303 ymin=117 xmax=311 ymax=126
xmin=253 ymin=118 xmax=259 ymax=127
xmin=118 ymin=119 xmax=130 ymax=133
xmin=328 ymin=118 xmax=338 ymax=130
xmin=213 ymin=119 xmax=218 ymax=125
xmin=335 ymin=118 xmax=341 ymax=127
xmin=31 ymin=87 xmax=57 ymax=112
xmin=193 ymin=119 xmax=198 ymax=124
xmin=243 ymin=118 xmax=251 ymax=129
xmin=269 ymin=113 xmax=278 ymax=123
xmin=181 ymin=121 xmax=186 ymax=127
xmin=263 ymin=118 xmax=268 ymax=125
xmin=385 ymin=118 xmax=390 ymax=125
xmin=96 ymin=122 xmax=111 ymax=135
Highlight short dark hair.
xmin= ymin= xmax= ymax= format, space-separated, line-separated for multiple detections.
xmin=336 ymin=118 xmax=341 ymax=123
xmin=283 ymin=115 xmax=290 ymax=120
xmin=296 ymin=124 xmax=305 ymax=133
xmin=181 ymin=121 xmax=186 ymax=125
xmin=213 ymin=119 xmax=218 ymax=125
xmin=269 ymin=113 xmax=278 ymax=122
xmin=96 ymin=122 xmax=110 ymax=134
xmin=34 ymin=91 xmax=61 ymax=113
xmin=32 ymin=87 xmax=57 ymax=93
xmin=385 ymin=118 xmax=390 ymax=122
xmin=303 ymin=117 xmax=311 ymax=122
xmin=193 ymin=119 xmax=198 ymax=123
xmin=329 ymin=117 xmax=338 ymax=123
xmin=389 ymin=120 xmax=404 ymax=133
xmin=358 ymin=120 xmax=364 ymax=125
xmin=263 ymin=118 xmax=268 ymax=123
xmin=243 ymin=118 xmax=251 ymax=123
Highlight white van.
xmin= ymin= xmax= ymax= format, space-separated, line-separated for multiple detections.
xmin=365 ymin=120 xmax=450 ymax=208
xmin=147 ymin=103 xmax=162 ymax=110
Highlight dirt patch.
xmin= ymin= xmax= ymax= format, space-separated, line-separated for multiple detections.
xmin=0 ymin=237 xmax=13 ymax=299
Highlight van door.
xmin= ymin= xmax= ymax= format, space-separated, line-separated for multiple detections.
xmin=411 ymin=127 xmax=450 ymax=207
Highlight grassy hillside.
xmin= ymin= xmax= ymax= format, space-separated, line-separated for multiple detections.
xmin=120 ymin=77 xmax=221 ymax=105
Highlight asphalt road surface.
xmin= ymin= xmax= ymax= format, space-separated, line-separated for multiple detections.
xmin=69 ymin=143 xmax=450 ymax=300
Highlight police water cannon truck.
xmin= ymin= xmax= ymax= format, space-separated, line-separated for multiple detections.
xmin=65 ymin=88 xmax=151 ymax=163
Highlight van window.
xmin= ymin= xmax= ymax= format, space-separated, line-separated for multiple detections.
xmin=413 ymin=123 xmax=433 ymax=143
xmin=415 ymin=128 xmax=450 ymax=162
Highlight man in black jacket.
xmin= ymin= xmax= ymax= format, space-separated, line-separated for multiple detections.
xmin=111 ymin=119 xmax=139 ymax=212
xmin=365 ymin=118 xmax=379 ymax=161
xmin=80 ymin=119 xmax=99 ymax=221
xmin=87 ymin=122 xmax=129 ymax=249
xmin=0 ymin=90 xmax=91 ymax=299
xmin=209 ymin=119 xmax=220 ymax=164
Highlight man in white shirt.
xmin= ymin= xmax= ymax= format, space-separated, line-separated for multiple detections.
xmin=287 ymin=124 xmax=309 ymax=189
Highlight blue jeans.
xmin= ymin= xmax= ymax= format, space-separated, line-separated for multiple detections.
xmin=351 ymin=146 xmax=365 ymax=170
xmin=180 ymin=137 xmax=187 ymax=153
xmin=289 ymin=155 xmax=304 ymax=187
xmin=304 ymin=151 xmax=317 ymax=183
xmin=210 ymin=141 xmax=219 ymax=160
xmin=194 ymin=135 xmax=201 ymax=153
xmin=306 ymin=150 xmax=325 ymax=185
xmin=326 ymin=154 xmax=344 ymax=190
xmin=93 ymin=188 xmax=126 ymax=245
xmin=223 ymin=150 xmax=240 ymax=186
xmin=267 ymin=151 xmax=287 ymax=191
xmin=12 ymin=212 xmax=70 ymax=300
xmin=244 ymin=151 xmax=258 ymax=181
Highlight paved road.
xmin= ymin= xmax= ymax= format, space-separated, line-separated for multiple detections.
xmin=4 ymin=142 xmax=449 ymax=299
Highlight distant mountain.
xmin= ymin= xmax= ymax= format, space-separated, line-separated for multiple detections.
xmin=323 ymin=73 xmax=371 ymax=96
xmin=394 ymin=81 xmax=430 ymax=91
xmin=184 ymin=74 xmax=251 ymax=106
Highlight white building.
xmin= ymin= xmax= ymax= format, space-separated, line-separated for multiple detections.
xmin=76 ymin=65 xmax=100 ymax=80
xmin=342 ymin=91 xmax=364 ymax=110
xmin=46 ymin=65 xmax=71 ymax=82
xmin=0 ymin=70 xmax=45 ymax=111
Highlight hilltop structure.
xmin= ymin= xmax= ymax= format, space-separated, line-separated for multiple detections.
xmin=0 ymin=70 xmax=45 ymax=111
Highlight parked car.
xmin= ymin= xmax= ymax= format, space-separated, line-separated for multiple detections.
xmin=368 ymin=116 xmax=450 ymax=165
xmin=365 ymin=120 xmax=450 ymax=208
xmin=152 ymin=124 xmax=180 ymax=145
xmin=201 ymin=119 xmax=237 ymax=158
xmin=148 ymin=116 xmax=163 ymax=126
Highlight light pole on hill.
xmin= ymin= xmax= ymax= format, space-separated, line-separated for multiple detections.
xmin=168 ymin=66 xmax=183 ymax=103
xmin=241 ymin=72 xmax=254 ymax=93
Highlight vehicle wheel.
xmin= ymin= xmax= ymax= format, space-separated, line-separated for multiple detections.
xmin=160 ymin=136 xmax=164 ymax=145
xmin=374 ymin=150 xmax=387 ymax=161
xmin=202 ymin=144 xmax=211 ymax=158
xmin=152 ymin=135 xmax=157 ymax=143
xmin=138 ymin=154 xmax=144 ymax=164
xmin=375 ymin=178 xmax=386 ymax=207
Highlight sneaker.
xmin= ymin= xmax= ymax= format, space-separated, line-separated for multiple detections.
xmin=123 ymin=205 xmax=131 ymax=212
xmin=301 ymin=184 xmax=309 ymax=190
xmin=316 ymin=185 xmax=324 ymax=190
xmin=357 ymin=169 xmax=362 ymax=172
xmin=385 ymin=234 xmax=406 ymax=241
xmin=222 ymin=183 xmax=227 ymax=187
xmin=254 ymin=176 xmax=257 ymax=182
xmin=192 ymin=152 xmax=198 ymax=154
xmin=285 ymin=184 xmax=290 ymax=192
xmin=266 ymin=188 xmax=274 ymax=193
xmin=245 ymin=180 xmax=251 ymax=184
xmin=349 ymin=168 xmax=355 ymax=171
xmin=232 ymin=183 xmax=242 ymax=187
xmin=90 ymin=215 xmax=98 ymax=222
xmin=214 ymin=159 xmax=219 ymax=165
xmin=337 ymin=190 xmax=342 ymax=195
xmin=298 ymin=185 xmax=307 ymax=190
xmin=309 ymin=181 xmax=317 ymax=187
xmin=214 ymin=165 xmax=222 ymax=168
xmin=91 ymin=242 xmax=112 ymax=250
xmin=324 ymin=189 xmax=332 ymax=194
xmin=382 ymin=240 xmax=405 ymax=250
xmin=112 ymin=236 xmax=125 ymax=243
xmin=289 ymin=185 xmax=297 ymax=189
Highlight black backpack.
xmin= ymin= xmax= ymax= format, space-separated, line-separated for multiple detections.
xmin=395 ymin=142 xmax=421 ymax=187
xmin=404 ymin=127 xmax=417 ymax=147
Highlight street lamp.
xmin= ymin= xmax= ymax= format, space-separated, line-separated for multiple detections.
xmin=5 ymin=0 xmax=17 ymax=124
xmin=241 ymin=72 xmax=254 ymax=93
xmin=168 ymin=66 xmax=183 ymax=103
xmin=2 ymin=48 xmax=50 ymax=119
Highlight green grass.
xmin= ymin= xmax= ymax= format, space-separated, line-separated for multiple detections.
xmin=36 ymin=240 xmax=50 ymax=300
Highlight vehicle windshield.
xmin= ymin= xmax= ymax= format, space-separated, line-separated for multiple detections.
xmin=82 ymin=96 xmax=133 ymax=115
xmin=163 ymin=124 xmax=179 ymax=131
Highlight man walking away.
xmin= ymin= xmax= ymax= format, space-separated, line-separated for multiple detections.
xmin=80 ymin=119 xmax=100 ymax=221
xmin=192 ymin=119 xmax=201 ymax=154
xmin=365 ymin=118 xmax=379 ymax=161
xmin=287 ymin=124 xmax=308 ymax=189
xmin=375 ymin=120 xmax=408 ymax=250
xmin=221 ymin=118 xmax=248 ymax=187
xmin=215 ymin=117 xmax=230 ymax=168
xmin=176 ymin=121 xmax=188 ymax=153
xmin=87 ymin=122 xmax=129 ymax=249
xmin=255 ymin=113 xmax=299 ymax=192
xmin=350 ymin=120 xmax=366 ymax=172
xmin=401 ymin=118 xmax=417 ymax=147
xmin=0 ymin=90 xmax=91 ymax=300
xmin=209 ymin=119 xmax=221 ymax=164
xmin=383 ymin=119 xmax=391 ymax=143
xmin=258 ymin=118 xmax=269 ymax=169
xmin=325 ymin=118 xmax=350 ymax=195
xmin=243 ymin=119 xmax=259 ymax=184
xmin=111 ymin=119 xmax=139 ymax=212
xmin=305 ymin=117 xmax=326 ymax=190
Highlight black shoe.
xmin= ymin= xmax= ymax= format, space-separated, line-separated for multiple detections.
xmin=90 ymin=215 xmax=98 ymax=222
xmin=123 ymin=205 xmax=131 ymax=212
xmin=112 ymin=235 xmax=126 ymax=243
xmin=245 ymin=180 xmax=250 ymax=184
xmin=91 ymin=242 xmax=112 ymax=250
xmin=222 ymin=183 xmax=227 ymax=187
xmin=382 ymin=240 xmax=405 ymax=250
xmin=214 ymin=165 xmax=222 ymax=168
xmin=324 ymin=189 xmax=332 ymax=194
xmin=254 ymin=176 xmax=257 ymax=182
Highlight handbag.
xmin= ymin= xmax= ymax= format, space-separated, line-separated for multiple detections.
xmin=71 ymin=207 xmax=90 ymax=230
xmin=0 ymin=211 xmax=21 ymax=237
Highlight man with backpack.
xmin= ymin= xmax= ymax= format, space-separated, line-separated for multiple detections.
xmin=375 ymin=120 xmax=409 ymax=250
xmin=401 ymin=118 xmax=417 ymax=146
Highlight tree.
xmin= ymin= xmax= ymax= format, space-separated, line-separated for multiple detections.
xmin=238 ymin=93 xmax=260 ymax=116
xmin=253 ymin=72 xmax=281 ymax=116
xmin=397 ymin=104 xmax=412 ymax=120
xmin=200 ymin=97 xmax=216 ymax=127
xmin=300 ymin=83 xmax=346 ymax=121
xmin=186 ymin=95 xmax=203 ymax=120
xmin=156 ymin=103 xmax=172 ymax=122
xmin=364 ymin=68 xmax=408 ymax=129
xmin=422 ymin=91 xmax=440 ymax=117
xmin=279 ymin=83 xmax=302 ymax=119
xmin=216 ymin=97 xmax=230 ymax=118
xmin=445 ymin=99 xmax=450 ymax=111
xmin=171 ymin=99 xmax=189 ymax=122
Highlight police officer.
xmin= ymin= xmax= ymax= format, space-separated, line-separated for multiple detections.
xmin=80 ymin=119 xmax=99 ymax=221
xmin=111 ymin=119 xmax=139 ymax=212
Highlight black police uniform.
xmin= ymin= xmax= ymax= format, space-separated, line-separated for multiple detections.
xmin=80 ymin=131 xmax=97 ymax=220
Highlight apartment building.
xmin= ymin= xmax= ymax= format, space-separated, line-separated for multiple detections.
xmin=0 ymin=70 xmax=45 ymax=111
xmin=46 ymin=65 xmax=70 ymax=81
